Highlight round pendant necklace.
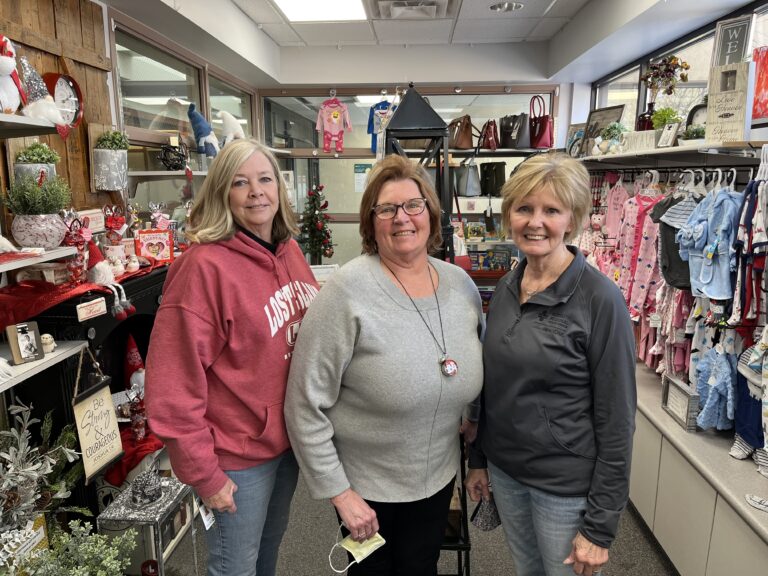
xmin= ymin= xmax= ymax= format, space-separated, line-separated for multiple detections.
xmin=382 ymin=260 xmax=458 ymax=377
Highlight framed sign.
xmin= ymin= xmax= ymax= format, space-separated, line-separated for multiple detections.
xmin=4 ymin=322 xmax=44 ymax=365
xmin=135 ymin=229 xmax=174 ymax=264
xmin=580 ymin=105 xmax=625 ymax=157
xmin=657 ymin=122 xmax=680 ymax=148
xmin=661 ymin=374 xmax=699 ymax=433
xmin=712 ymin=14 xmax=753 ymax=67
xmin=73 ymin=375 xmax=123 ymax=484
xmin=566 ymin=123 xmax=586 ymax=158
xmin=706 ymin=61 xmax=755 ymax=142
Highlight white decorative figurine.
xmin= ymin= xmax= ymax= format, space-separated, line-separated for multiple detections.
xmin=18 ymin=55 xmax=65 ymax=126
xmin=125 ymin=254 xmax=140 ymax=272
xmin=40 ymin=333 xmax=56 ymax=354
xmin=108 ymin=254 xmax=125 ymax=277
xmin=218 ymin=110 xmax=245 ymax=147
xmin=0 ymin=35 xmax=25 ymax=114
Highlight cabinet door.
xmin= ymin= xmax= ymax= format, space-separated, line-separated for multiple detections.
xmin=653 ymin=438 xmax=716 ymax=576
xmin=629 ymin=411 xmax=662 ymax=528
xmin=706 ymin=496 xmax=768 ymax=576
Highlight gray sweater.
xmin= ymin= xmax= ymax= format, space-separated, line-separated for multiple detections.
xmin=285 ymin=254 xmax=484 ymax=502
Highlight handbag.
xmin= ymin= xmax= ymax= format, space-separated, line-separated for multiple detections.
xmin=479 ymin=120 xmax=499 ymax=150
xmin=470 ymin=496 xmax=501 ymax=531
xmin=448 ymin=115 xmax=478 ymax=149
xmin=500 ymin=113 xmax=530 ymax=149
xmin=529 ymin=95 xmax=553 ymax=149
xmin=480 ymin=162 xmax=507 ymax=197
xmin=456 ymin=156 xmax=481 ymax=197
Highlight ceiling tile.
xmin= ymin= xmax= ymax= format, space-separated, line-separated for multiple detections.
xmin=543 ymin=0 xmax=591 ymax=19
xmin=453 ymin=18 xmax=537 ymax=43
xmin=528 ymin=17 xmax=569 ymax=38
xmin=372 ymin=19 xmax=454 ymax=45
xmin=292 ymin=22 xmax=376 ymax=46
xmin=232 ymin=0 xmax=285 ymax=24
xmin=260 ymin=23 xmax=302 ymax=44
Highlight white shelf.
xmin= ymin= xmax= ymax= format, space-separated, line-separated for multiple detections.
xmin=0 ymin=246 xmax=77 ymax=274
xmin=0 ymin=113 xmax=57 ymax=138
xmin=581 ymin=140 xmax=763 ymax=169
xmin=0 ymin=340 xmax=87 ymax=394
xmin=127 ymin=171 xmax=206 ymax=177
xmin=455 ymin=196 xmax=503 ymax=214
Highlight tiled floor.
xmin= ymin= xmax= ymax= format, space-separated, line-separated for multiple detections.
xmin=166 ymin=476 xmax=679 ymax=575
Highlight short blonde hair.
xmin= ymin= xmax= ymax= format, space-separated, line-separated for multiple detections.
xmin=186 ymin=139 xmax=298 ymax=244
xmin=500 ymin=152 xmax=590 ymax=243
xmin=359 ymin=154 xmax=442 ymax=255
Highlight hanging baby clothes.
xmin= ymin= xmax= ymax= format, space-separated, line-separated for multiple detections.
xmin=652 ymin=193 xmax=700 ymax=290
xmin=316 ymin=97 xmax=352 ymax=153
xmin=367 ymin=100 xmax=394 ymax=153
xmin=604 ymin=179 xmax=629 ymax=245
xmin=695 ymin=340 xmax=737 ymax=431
xmin=616 ymin=193 xmax=662 ymax=301
xmin=732 ymin=346 xmax=766 ymax=464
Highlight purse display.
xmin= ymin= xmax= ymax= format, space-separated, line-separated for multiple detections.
xmin=448 ymin=115 xmax=478 ymax=149
xmin=500 ymin=113 xmax=530 ymax=149
xmin=529 ymin=95 xmax=553 ymax=149
xmin=480 ymin=162 xmax=507 ymax=197
xmin=479 ymin=119 xmax=500 ymax=150
xmin=455 ymin=157 xmax=481 ymax=197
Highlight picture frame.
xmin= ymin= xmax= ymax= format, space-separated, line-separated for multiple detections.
xmin=135 ymin=229 xmax=174 ymax=264
xmin=580 ymin=105 xmax=625 ymax=157
xmin=661 ymin=373 xmax=699 ymax=433
xmin=712 ymin=14 xmax=753 ymax=68
xmin=751 ymin=46 xmax=768 ymax=128
xmin=4 ymin=321 xmax=44 ymax=365
xmin=657 ymin=122 xmax=680 ymax=148
xmin=566 ymin=123 xmax=586 ymax=158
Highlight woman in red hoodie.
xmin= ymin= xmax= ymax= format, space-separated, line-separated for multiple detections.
xmin=146 ymin=139 xmax=318 ymax=576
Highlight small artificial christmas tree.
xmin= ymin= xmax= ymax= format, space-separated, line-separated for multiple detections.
xmin=299 ymin=184 xmax=335 ymax=264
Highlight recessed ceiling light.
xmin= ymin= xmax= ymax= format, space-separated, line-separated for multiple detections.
xmin=272 ymin=0 xmax=366 ymax=22
xmin=489 ymin=2 xmax=524 ymax=12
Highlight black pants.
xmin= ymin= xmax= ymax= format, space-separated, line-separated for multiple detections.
xmin=343 ymin=479 xmax=455 ymax=576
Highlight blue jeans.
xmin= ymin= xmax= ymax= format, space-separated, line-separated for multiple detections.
xmin=488 ymin=460 xmax=587 ymax=576
xmin=205 ymin=451 xmax=298 ymax=576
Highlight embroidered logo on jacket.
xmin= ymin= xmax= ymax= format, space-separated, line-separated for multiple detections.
xmin=264 ymin=281 xmax=319 ymax=338
xmin=534 ymin=310 xmax=570 ymax=336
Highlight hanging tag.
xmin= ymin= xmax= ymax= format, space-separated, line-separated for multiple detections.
xmin=196 ymin=496 xmax=216 ymax=530
xmin=649 ymin=313 xmax=662 ymax=328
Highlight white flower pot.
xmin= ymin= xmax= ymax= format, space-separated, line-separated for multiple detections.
xmin=11 ymin=214 xmax=68 ymax=249
xmin=93 ymin=149 xmax=128 ymax=192
xmin=13 ymin=163 xmax=56 ymax=182
xmin=677 ymin=138 xmax=706 ymax=147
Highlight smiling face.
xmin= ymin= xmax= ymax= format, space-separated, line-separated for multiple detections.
xmin=373 ymin=178 xmax=430 ymax=265
xmin=228 ymin=151 xmax=279 ymax=242
xmin=508 ymin=185 xmax=573 ymax=263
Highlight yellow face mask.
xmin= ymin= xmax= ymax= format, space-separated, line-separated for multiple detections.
xmin=328 ymin=524 xmax=387 ymax=573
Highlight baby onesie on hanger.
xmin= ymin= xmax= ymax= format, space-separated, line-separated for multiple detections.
xmin=316 ymin=98 xmax=352 ymax=153
xmin=367 ymin=101 xmax=394 ymax=153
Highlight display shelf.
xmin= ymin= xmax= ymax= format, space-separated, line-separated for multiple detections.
xmin=127 ymin=170 xmax=207 ymax=197
xmin=465 ymin=239 xmax=515 ymax=249
xmin=0 ymin=113 xmax=57 ymax=138
xmin=581 ymin=141 xmax=764 ymax=170
xmin=456 ymin=196 xmax=503 ymax=214
xmin=0 ymin=246 xmax=77 ymax=274
xmin=0 ymin=339 xmax=87 ymax=395
xmin=467 ymin=269 xmax=507 ymax=280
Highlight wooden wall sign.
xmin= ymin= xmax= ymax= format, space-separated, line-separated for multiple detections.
xmin=706 ymin=61 xmax=755 ymax=142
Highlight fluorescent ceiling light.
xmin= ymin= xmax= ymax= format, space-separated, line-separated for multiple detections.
xmin=434 ymin=108 xmax=463 ymax=114
xmin=355 ymin=95 xmax=394 ymax=105
xmin=124 ymin=97 xmax=193 ymax=106
xmin=272 ymin=0 xmax=366 ymax=22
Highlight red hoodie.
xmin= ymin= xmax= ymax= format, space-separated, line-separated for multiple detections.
xmin=145 ymin=232 xmax=318 ymax=499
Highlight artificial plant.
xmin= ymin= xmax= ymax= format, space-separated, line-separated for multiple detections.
xmin=94 ymin=130 xmax=129 ymax=150
xmin=2 ymin=174 xmax=71 ymax=215
xmin=651 ymin=107 xmax=682 ymax=130
xmin=299 ymin=184 xmax=335 ymax=264
xmin=14 ymin=143 xmax=60 ymax=165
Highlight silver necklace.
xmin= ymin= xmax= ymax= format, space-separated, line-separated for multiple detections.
xmin=382 ymin=261 xmax=458 ymax=377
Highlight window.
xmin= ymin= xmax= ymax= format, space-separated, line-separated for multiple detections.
xmin=595 ymin=68 xmax=640 ymax=126
xmin=651 ymin=35 xmax=713 ymax=123
xmin=209 ymin=76 xmax=253 ymax=138
xmin=115 ymin=29 xmax=201 ymax=132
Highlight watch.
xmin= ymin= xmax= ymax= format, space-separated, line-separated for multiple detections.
xmin=42 ymin=73 xmax=84 ymax=129
xmin=686 ymin=103 xmax=707 ymax=128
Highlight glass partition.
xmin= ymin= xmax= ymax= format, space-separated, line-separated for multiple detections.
xmin=595 ymin=68 xmax=640 ymax=125
xmin=209 ymin=76 xmax=253 ymax=138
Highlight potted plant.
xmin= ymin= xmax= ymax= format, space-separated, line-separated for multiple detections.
xmin=2 ymin=174 xmax=71 ymax=249
xmin=93 ymin=130 xmax=129 ymax=192
xmin=678 ymin=125 xmax=706 ymax=146
xmin=20 ymin=519 xmax=136 ymax=576
xmin=598 ymin=122 xmax=628 ymax=154
xmin=637 ymin=54 xmax=690 ymax=131
xmin=13 ymin=142 xmax=60 ymax=182
xmin=651 ymin=107 xmax=682 ymax=130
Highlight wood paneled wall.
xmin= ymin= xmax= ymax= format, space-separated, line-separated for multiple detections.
xmin=0 ymin=0 xmax=115 ymax=220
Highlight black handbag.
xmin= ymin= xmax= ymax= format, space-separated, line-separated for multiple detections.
xmin=499 ymin=114 xmax=530 ymax=149
xmin=480 ymin=162 xmax=507 ymax=197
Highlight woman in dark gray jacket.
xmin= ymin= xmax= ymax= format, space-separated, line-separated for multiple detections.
xmin=465 ymin=153 xmax=636 ymax=576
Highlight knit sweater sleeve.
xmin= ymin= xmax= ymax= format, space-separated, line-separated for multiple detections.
xmin=145 ymin=257 xmax=229 ymax=499
xmin=285 ymin=272 xmax=358 ymax=500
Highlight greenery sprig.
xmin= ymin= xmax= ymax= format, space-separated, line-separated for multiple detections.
xmin=3 ymin=175 xmax=71 ymax=215
xmin=641 ymin=55 xmax=690 ymax=101
xmin=14 ymin=143 xmax=60 ymax=165
xmin=94 ymin=130 xmax=129 ymax=150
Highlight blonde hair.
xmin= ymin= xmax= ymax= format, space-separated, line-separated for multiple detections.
xmin=500 ymin=152 xmax=590 ymax=243
xmin=359 ymin=154 xmax=442 ymax=255
xmin=186 ymin=139 xmax=298 ymax=244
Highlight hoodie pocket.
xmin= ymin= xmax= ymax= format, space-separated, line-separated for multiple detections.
xmin=543 ymin=407 xmax=596 ymax=460
xmin=241 ymin=401 xmax=290 ymax=458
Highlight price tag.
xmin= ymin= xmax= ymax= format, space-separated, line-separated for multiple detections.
xmin=196 ymin=496 xmax=216 ymax=530
xmin=649 ymin=313 xmax=662 ymax=328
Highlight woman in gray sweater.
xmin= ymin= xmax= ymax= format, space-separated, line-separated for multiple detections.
xmin=285 ymin=154 xmax=483 ymax=575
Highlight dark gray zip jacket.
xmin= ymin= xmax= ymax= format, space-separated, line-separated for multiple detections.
xmin=469 ymin=247 xmax=636 ymax=548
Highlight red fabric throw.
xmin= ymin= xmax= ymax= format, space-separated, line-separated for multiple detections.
xmin=103 ymin=427 xmax=164 ymax=487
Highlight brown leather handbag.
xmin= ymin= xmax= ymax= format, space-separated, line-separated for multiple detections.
xmin=479 ymin=120 xmax=500 ymax=150
xmin=448 ymin=115 xmax=478 ymax=149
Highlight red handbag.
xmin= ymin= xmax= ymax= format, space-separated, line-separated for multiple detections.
xmin=479 ymin=120 xmax=499 ymax=150
xmin=529 ymin=95 xmax=553 ymax=149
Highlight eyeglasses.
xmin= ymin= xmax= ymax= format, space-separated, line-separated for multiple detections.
xmin=372 ymin=198 xmax=427 ymax=220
